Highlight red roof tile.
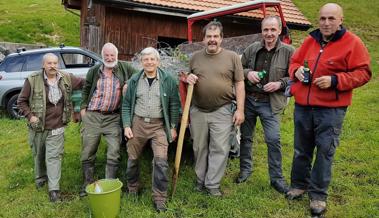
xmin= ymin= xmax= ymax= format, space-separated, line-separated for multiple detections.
xmin=131 ymin=0 xmax=311 ymax=26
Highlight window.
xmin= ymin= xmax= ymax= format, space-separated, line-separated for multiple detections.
xmin=4 ymin=56 xmax=25 ymax=72
xmin=24 ymin=53 xmax=64 ymax=71
xmin=24 ymin=53 xmax=44 ymax=71
xmin=61 ymin=53 xmax=95 ymax=68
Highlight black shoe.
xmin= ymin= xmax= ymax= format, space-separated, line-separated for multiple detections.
xmin=207 ymin=188 xmax=222 ymax=197
xmin=235 ymin=172 xmax=250 ymax=184
xmin=36 ymin=180 xmax=46 ymax=189
xmin=79 ymin=184 xmax=88 ymax=198
xmin=49 ymin=190 xmax=61 ymax=203
xmin=229 ymin=151 xmax=240 ymax=159
xmin=79 ymin=189 xmax=87 ymax=198
xmin=270 ymin=180 xmax=290 ymax=194
xmin=310 ymin=200 xmax=327 ymax=216
xmin=194 ymin=183 xmax=205 ymax=192
xmin=154 ymin=201 xmax=167 ymax=212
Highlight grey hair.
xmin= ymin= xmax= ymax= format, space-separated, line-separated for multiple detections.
xmin=101 ymin=42 xmax=118 ymax=58
xmin=262 ymin=15 xmax=282 ymax=30
xmin=42 ymin=53 xmax=58 ymax=64
xmin=140 ymin=47 xmax=160 ymax=61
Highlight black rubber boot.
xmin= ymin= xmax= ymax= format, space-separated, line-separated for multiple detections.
xmin=105 ymin=163 xmax=119 ymax=179
xmin=152 ymin=157 xmax=168 ymax=210
xmin=79 ymin=162 xmax=95 ymax=197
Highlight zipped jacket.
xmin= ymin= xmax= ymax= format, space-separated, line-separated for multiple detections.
xmin=81 ymin=61 xmax=137 ymax=110
xmin=27 ymin=71 xmax=72 ymax=131
xmin=289 ymin=27 xmax=371 ymax=107
xmin=241 ymin=40 xmax=295 ymax=114
xmin=122 ymin=68 xmax=180 ymax=143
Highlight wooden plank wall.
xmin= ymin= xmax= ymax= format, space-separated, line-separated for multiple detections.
xmin=80 ymin=3 xmax=261 ymax=60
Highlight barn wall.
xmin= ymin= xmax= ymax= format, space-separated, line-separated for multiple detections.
xmin=80 ymin=3 xmax=262 ymax=60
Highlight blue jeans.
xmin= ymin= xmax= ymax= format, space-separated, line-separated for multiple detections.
xmin=290 ymin=104 xmax=346 ymax=201
xmin=239 ymin=96 xmax=284 ymax=181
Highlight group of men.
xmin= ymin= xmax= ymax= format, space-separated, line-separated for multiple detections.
xmin=17 ymin=2 xmax=371 ymax=216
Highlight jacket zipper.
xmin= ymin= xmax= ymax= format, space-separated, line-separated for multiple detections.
xmin=306 ymin=47 xmax=324 ymax=105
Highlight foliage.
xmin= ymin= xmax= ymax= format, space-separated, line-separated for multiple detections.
xmin=0 ymin=0 xmax=378 ymax=217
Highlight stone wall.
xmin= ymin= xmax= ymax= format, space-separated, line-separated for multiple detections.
xmin=0 ymin=42 xmax=46 ymax=60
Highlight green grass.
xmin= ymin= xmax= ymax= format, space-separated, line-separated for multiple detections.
xmin=0 ymin=0 xmax=80 ymax=46
xmin=0 ymin=0 xmax=378 ymax=217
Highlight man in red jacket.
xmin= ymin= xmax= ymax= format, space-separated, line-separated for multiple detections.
xmin=286 ymin=3 xmax=371 ymax=216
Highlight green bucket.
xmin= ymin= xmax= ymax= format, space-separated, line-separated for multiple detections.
xmin=86 ymin=179 xmax=123 ymax=218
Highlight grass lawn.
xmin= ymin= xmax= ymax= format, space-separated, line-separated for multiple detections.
xmin=0 ymin=0 xmax=80 ymax=46
xmin=0 ymin=0 xmax=378 ymax=217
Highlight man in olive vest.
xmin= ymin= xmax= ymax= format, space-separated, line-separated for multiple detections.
xmin=18 ymin=53 xmax=84 ymax=202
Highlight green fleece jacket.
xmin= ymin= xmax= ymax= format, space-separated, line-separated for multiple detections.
xmin=122 ymin=68 xmax=181 ymax=143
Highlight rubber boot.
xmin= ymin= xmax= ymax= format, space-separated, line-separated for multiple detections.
xmin=105 ymin=163 xmax=119 ymax=179
xmin=79 ymin=162 xmax=95 ymax=197
xmin=152 ymin=157 xmax=168 ymax=210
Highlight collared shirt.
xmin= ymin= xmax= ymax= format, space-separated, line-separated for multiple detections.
xmin=44 ymin=71 xmax=62 ymax=105
xmin=134 ymin=72 xmax=163 ymax=118
xmin=250 ymin=45 xmax=276 ymax=102
xmin=87 ymin=66 xmax=121 ymax=112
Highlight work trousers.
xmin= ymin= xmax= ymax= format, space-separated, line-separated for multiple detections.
xmin=190 ymin=104 xmax=233 ymax=189
xmin=126 ymin=116 xmax=169 ymax=203
xmin=80 ymin=111 xmax=121 ymax=168
xmin=290 ymin=104 xmax=346 ymax=201
xmin=29 ymin=129 xmax=64 ymax=191
xmin=239 ymin=98 xmax=284 ymax=182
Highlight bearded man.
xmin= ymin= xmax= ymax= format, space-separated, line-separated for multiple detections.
xmin=79 ymin=42 xmax=137 ymax=197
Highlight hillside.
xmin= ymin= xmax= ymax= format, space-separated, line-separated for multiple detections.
xmin=0 ymin=0 xmax=80 ymax=46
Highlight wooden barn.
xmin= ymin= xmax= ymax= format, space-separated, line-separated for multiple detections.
xmin=62 ymin=0 xmax=311 ymax=60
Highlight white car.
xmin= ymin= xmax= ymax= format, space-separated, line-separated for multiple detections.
xmin=0 ymin=45 xmax=102 ymax=118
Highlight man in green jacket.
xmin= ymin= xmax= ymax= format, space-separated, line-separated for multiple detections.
xmin=18 ymin=53 xmax=84 ymax=202
xmin=79 ymin=42 xmax=137 ymax=197
xmin=236 ymin=16 xmax=295 ymax=194
xmin=122 ymin=47 xmax=180 ymax=212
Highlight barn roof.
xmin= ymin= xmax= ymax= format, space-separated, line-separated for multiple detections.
xmin=119 ymin=0 xmax=310 ymax=26
xmin=64 ymin=0 xmax=311 ymax=28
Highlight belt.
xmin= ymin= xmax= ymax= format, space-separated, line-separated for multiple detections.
xmin=135 ymin=115 xmax=163 ymax=123
xmin=248 ymin=92 xmax=269 ymax=102
xmin=90 ymin=109 xmax=120 ymax=115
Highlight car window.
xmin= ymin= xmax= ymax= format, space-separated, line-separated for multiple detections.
xmin=24 ymin=53 xmax=44 ymax=71
xmin=25 ymin=53 xmax=64 ymax=71
xmin=4 ymin=56 xmax=25 ymax=72
xmin=61 ymin=53 xmax=96 ymax=68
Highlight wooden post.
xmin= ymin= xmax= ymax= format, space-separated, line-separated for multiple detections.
xmin=172 ymin=84 xmax=194 ymax=197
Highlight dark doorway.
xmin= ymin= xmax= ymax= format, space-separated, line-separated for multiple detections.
xmin=157 ymin=36 xmax=187 ymax=49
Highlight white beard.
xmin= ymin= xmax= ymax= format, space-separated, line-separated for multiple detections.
xmin=103 ymin=60 xmax=118 ymax=68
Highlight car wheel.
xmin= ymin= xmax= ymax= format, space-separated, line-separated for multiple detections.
xmin=6 ymin=94 xmax=23 ymax=119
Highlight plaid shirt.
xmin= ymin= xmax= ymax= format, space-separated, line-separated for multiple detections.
xmin=87 ymin=68 xmax=121 ymax=112
xmin=134 ymin=73 xmax=163 ymax=118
